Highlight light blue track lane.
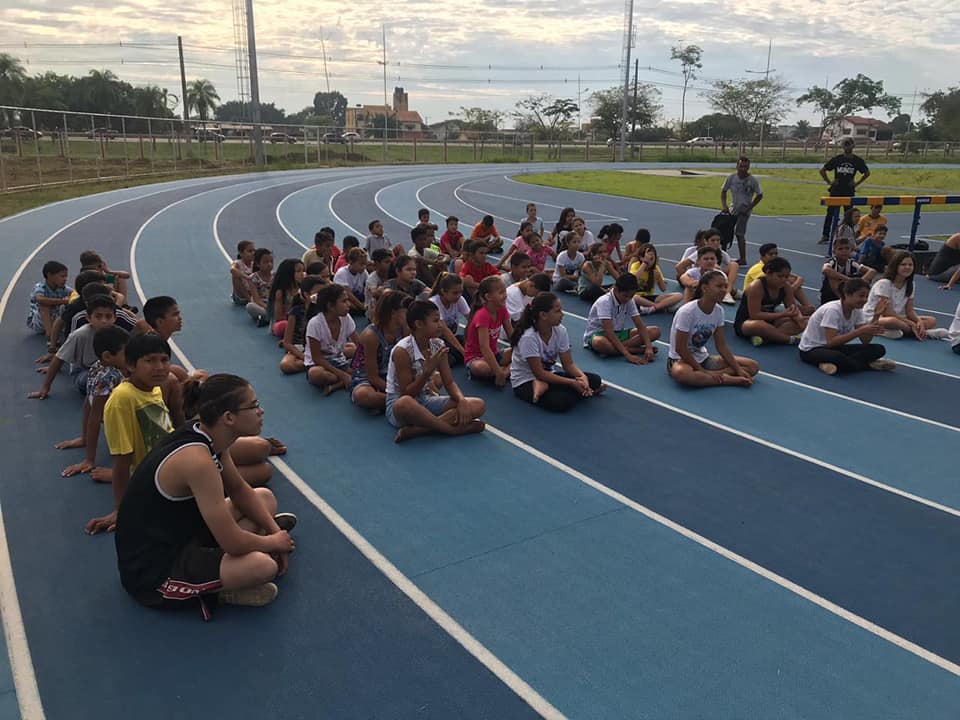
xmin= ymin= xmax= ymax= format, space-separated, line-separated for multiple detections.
xmin=134 ymin=177 xmax=960 ymax=719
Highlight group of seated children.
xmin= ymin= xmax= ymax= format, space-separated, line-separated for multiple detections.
xmin=27 ymin=252 xmax=296 ymax=613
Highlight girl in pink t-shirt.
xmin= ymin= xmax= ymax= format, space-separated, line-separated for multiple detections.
xmin=463 ymin=275 xmax=514 ymax=386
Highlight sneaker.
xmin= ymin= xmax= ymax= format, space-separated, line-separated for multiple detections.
xmin=789 ymin=334 xmax=802 ymax=345
xmin=255 ymin=315 xmax=269 ymax=328
xmin=817 ymin=236 xmax=830 ymax=245
xmin=722 ymin=292 xmax=736 ymax=305
xmin=882 ymin=329 xmax=904 ymax=340
xmin=925 ymin=327 xmax=950 ymax=340
xmin=869 ymin=358 xmax=897 ymax=371
xmin=818 ymin=362 xmax=838 ymax=376
xmin=220 ymin=582 xmax=278 ymax=607
xmin=750 ymin=336 xmax=765 ymax=347
xmin=637 ymin=305 xmax=656 ymax=315
xmin=274 ymin=512 xmax=297 ymax=532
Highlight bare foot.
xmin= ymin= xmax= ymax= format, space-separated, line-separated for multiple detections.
xmin=532 ymin=379 xmax=549 ymax=403
xmin=91 ymin=467 xmax=113 ymax=484
xmin=595 ymin=383 xmax=608 ymax=395
xmin=323 ymin=382 xmax=343 ymax=396
xmin=725 ymin=374 xmax=753 ymax=387
xmin=395 ymin=427 xmax=415 ymax=443
xmin=265 ymin=437 xmax=287 ymax=456
xmin=54 ymin=437 xmax=84 ymax=450
xmin=456 ymin=420 xmax=485 ymax=436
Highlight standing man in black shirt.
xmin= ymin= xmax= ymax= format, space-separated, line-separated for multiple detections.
xmin=819 ymin=138 xmax=870 ymax=244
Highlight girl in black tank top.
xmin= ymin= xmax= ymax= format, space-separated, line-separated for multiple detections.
xmin=733 ymin=258 xmax=806 ymax=345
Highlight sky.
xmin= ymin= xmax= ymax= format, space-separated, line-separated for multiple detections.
xmin=2 ymin=0 xmax=958 ymax=129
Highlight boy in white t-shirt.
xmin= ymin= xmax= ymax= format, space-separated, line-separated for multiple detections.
xmin=582 ymin=274 xmax=659 ymax=363
xmin=332 ymin=248 xmax=369 ymax=315
xmin=506 ymin=273 xmax=551 ymax=322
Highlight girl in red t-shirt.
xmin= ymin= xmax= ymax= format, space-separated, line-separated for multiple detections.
xmin=463 ymin=275 xmax=514 ymax=386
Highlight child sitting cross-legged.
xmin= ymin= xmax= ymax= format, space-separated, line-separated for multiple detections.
xmin=820 ymin=237 xmax=876 ymax=303
xmin=582 ymin=273 xmax=660 ymax=364
xmin=463 ymin=275 xmax=514 ymax=386
xmin=429 ymin=273 xmax=470 ymax=366
xmin=27 ymin=260 xmax=72 ymax=343
xmin=386 ymin=300 xmax=486 ymax=443
xmin=507 ymin=272 xmax=552 ymax=323
xmin=509 ymin=292 xmax=605 ymax=412
xmin=280 ymin=275 xmax=325 ymax=375
xmin=350 ymin=291 xmax=411 ymax=414
xmin=245 ymin=248 xmax=274 ymax=326
xmin=58 ymin=326 xmax=130 ymax=482
xmin=305 ymin=284 xmax=360 ymax=395
xmin=267 ymin=259 xmax=306 ymax=338
xmin=332 ymin=247 xmax=369 ymax=314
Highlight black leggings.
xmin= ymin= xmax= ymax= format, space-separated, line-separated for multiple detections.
xmin=799 ymin=344 xmax=885 ymax=374
xmin=443 ymin=335 xmax=465 ymax=367
xmin=579 ymin=286 xmax=605 ymax=304
xmin=822 ymin=193 xmax=852 ymax=239
xmin=513 ymin=371 xmax=603 ymax=412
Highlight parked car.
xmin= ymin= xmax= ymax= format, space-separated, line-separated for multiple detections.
xmin=320 ymin=132 xmax=343 ymax=144
xmin=194 ymin=129 xmax=225 ymax=142
xmin=2 ymin=126 xmax=43 ymax=139
xmin=270 ymin=132 xmax=297 ymax=144
xmin=86 ymin=127 xmax=119 ymax=139
xmin=685 ymin=136 xmax=714 ymax=146
xmin=341 ymin=131 xmax=361 ymax=142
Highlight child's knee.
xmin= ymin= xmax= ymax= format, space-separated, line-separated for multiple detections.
xmin=253 ymin=486 xmax=278 ymax=514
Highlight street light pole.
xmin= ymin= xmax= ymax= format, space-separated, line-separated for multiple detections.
xmin=379 ymin=24 xmax=388 ymax=162
xmin=245 ymin=0 xmax=265 ymax=166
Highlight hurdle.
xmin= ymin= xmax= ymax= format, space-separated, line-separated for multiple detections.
xmin=820 ymin=195 xmax=960 ymax=263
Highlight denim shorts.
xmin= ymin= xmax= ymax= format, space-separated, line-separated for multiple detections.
xmin=385 ymin=392 xmax=451 ymax=428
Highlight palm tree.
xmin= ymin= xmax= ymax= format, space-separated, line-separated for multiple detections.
xmin=0 ymin=53 xmax=27 ymax=125
xmin=185 ymin=79 xmax=220 ymax=121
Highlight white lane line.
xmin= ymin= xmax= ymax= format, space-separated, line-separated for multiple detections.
xmin=0 ymin=175 xmax=260 ymax=720
xmin=129 ymin=188 xmax=566 ymax=720
xmin=0 ymin=501 xmax=43 ymax=720
xmin=453 ymin=181 xmax=526 ymax=226
xmin=141 ymin=176 xmax=960 ymax=687
xmin=458 ymin=186 xmax=629 ymax=220
xmin=481 ymin=425 xmax=960 ymax=680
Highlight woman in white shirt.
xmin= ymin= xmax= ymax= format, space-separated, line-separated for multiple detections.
xmin=864 ymin=251 xmax=942 ymax=340
xmin=667 ymin=270 xmax=758 ymax=387
xmin=509 ymin=292 xmax=604 ymax=411
xmin=798 ymin=278 xmax=892 ymax=375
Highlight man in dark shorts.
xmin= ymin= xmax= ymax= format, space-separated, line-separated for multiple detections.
xmin=819 ymin=138 xmax=870 ymax=244
xmin=720 ymin=156 xmax=764 ymax=264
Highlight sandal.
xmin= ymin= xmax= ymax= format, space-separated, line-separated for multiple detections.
xmin=266 ymin=437 xmax=287 ymax=456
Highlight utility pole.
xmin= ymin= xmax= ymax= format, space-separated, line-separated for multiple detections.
xmin=319 ymin=27 xmax=331 ymax=94
xmin=177 ymin=36 xmax=189 ymax=123
xmin=380 ymin=24 xmax=388 ymax=161
xmin=245 ymin=0 xmax=265 ymax=166
xmin=631 ymin=57 xmax=639 ymax=139
xmin=745 ymin=39 xmax=774 ymax=155
xmin=618 ymin=0 xmax=634 ymax=162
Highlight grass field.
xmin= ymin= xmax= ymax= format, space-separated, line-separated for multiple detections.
xmin=516 ymin=170 xmax=960 ymax=216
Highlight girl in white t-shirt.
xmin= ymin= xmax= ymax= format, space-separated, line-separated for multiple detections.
xmin=386 ymin=300 xmax=486 ymax=443
xmin=797 ymin=278 xmax=891 ymax=374
xmin=429 ymin=273 xmax=470 ymax=366
xmin=305 ymin=284 xmax=361 ymax=394
xmin=509 ymin=292 xmax=604 ymax=411
xmin=864 ymin=251 xmax=941 ymax=340
xmin=551 ymin=233 xmax=585 ymax=293
xmin=668 ymin=270 xmax=759 ymax=387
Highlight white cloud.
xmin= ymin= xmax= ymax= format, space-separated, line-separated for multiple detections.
xmin=1 ymin=0 xmax=956 ymax=125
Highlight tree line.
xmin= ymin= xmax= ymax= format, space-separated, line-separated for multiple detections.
xmin=1 ymin=51 xmax=956 ymax=141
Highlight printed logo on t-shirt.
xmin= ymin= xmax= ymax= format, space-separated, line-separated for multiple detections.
xmin=689 ymin=322 xmax=716 ymax=351
xmin=136 ymin=403 xmax=173 ymax=456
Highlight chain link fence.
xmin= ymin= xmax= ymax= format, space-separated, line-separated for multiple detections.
xmin=1 ymin=105 xmax=956 ymax=193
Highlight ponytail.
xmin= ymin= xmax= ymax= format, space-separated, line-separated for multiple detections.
xmin=510 ymin=291 xmax=556 ymax=346
xmin=429 ymin=271 xmax=462 ymax=299
xmin=468 ymin=275 xmax=503 ymax=325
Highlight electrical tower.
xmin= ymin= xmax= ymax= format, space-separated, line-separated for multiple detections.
xmin=231 ymin=0 xmax=251 ymax=114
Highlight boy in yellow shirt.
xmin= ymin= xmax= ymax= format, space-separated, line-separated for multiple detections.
xmin=856 ymin=204 xmax=887 ymax=244
xmin=86 ymin=333 xmax=175 ymax=535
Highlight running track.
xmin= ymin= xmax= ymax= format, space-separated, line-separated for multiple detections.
xmin=1 ymin=162 xmax=958 ymax=719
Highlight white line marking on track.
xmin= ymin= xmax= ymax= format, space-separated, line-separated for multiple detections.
xmin=130 ymin=185 xmax=566 ymax=720
xmin=0 ymin=502 xmax=44 ymax=720
xmin=458 ymin=186 xmax=629 ymax=220
xmin=0 ymin=175 xmax=256 ymax=720
xmin=481 ymin=425 xmax=960 ymax=680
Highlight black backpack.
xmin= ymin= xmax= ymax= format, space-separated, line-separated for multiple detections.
xmin=712 ymin=212 xmax=737 ymax=251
